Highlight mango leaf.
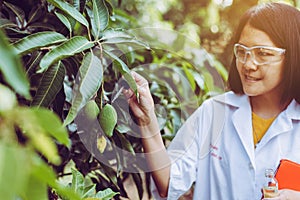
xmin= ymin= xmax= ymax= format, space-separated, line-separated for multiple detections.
xmin=3 ymin=2 xmax=26 ymax=27
xmin=0 ymin=18 xmax=17 ymax=29
xmin=95 ymin=188 xmax=119 ymax=200
xmin=54 ymin=11 xmax=73 ymax=36
xmin=63 ymin=51 xmax=103 ymax=126
xmin=47 ymin=0 xmax=89 ymax=28
xmin=31 ymin=107 xmax=71 ymax=148
xmin=0 ymin=29 xmax=30 ymax=99
xmin=101 ymin=29 xmax=150 ymax=49
xmin=27 ymin=6 xmax=44 ymax=25
xmin=115 ymin=132 xmax=135 ymax=156
xmin=31 ymin=158 xmax=81 ymax=200
xmin=71 ymin=168 xmax=85 ymax=196
xmin=202 ymin=71 xmax=215 ymax=92
xmin=33 ymin=133 xmax=62 ymax=165
xmin=30 ymin=156 xmax=57 ymax=187
xmin=0 ymin=143 xmax=30 ymax=200
xmin=213 ymin=59 xmax=228 ymax=81
xmin=31 ymin=61 xmax=65 ymax=108
xmin=103 ymin=49 xmax=138 ymax=99
xmin=16 ymin=108 xmax=61 ymax=165
xmin=28 ymin=22 xmax=56 ymax=31
xmin=91 ymin=0 xmax=109 ymax=39
xmin=12 ymin=31 xmax=67 ymax=55
xmin=26 ymin=51 xmax=44 ymax=75
xmin=82 ymin=184 xmax=96 ymax=198
xmin=55 ymin=185 xmax=82 ymax=200
xmin=132 ymin=173 xmax=143 ymax=200
xmin=23 ymin=175 xmax=48 ymax=200
xmin=39 ymin=36 xmax=94 ymax=72
xmin=182 ymin=64 xmax=196 ymax=91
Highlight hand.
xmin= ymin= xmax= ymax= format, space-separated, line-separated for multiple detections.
xmin=123 ymin=71 xmax=155 ymax=126
xmin=263 ymin=189 xmax=300 ymax=200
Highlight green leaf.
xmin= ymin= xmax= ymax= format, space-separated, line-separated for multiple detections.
xmin=27 ymin=22 xmax=56 ymax=31
xmin=0 ymin=18 xmax=17 ymax=29
xmin=39 ymin=36 xmax=94 ymax=72
xmin=0 ymin=29 xmax=30 ymax=99
xmin=27 ymin=6 xmax=44 ymax=25
xmin=31 ymin=107 xmax=71 ymax=148
xmin=47 ymin=0 xmax=89 ymax=28
xmin=54 ymin=11 xmax=73 ymax=35
xmin=100 ymin=164 xmax=119 ymax=189
xmin=23 ymin=175 xmax=48 ymax=200
xmin=55 ymin=185 xmax=82 ymax=200
xmin=202 ymin=71 xmax=215 ymax=92
xmin=101 ymin=29 xmax=150 ymax=49
xmin=0 ymin=143 xmax=30 ymax=200
xmin=31 ymin=61 xmax=65 ymax=108
xmin=132 ymin=173 xmax=143 ymax=200
xmin=30 ymin=156 xmax=57 ymax=187
xmin=71 ymin=168 xmax=85 ymax=196
xmin=103 ymin=49 xmax=138 ymax=96
xmin=16 ymin=108 xmax=61 ymax=165
xmin=82 ymin=184 xmax=96 ymax=198
xmin=91 ymin=0 xmax=109 ymax=39
xmin=182 ymin=64 xmax=196 ymax=91
xmin=26 ymin=51 xmax=44 ymax=75
xmin=30 ymin=158 xmax=81 ymax=200
xmin=3 ymin=2 xmax=25 ymax=27
xmin=12 ymin=31 xmax=67 ymax=55
xmin=63 ymin=51 xmax=103 ymax=125
xmin=115 ymin=132 xmax=135 ymax=156
xmin=95 ymin=188 xmax=119 ymax=200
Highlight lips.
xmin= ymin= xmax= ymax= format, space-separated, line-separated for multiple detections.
xmin=244 ymin=74 xmax=261 ymax=81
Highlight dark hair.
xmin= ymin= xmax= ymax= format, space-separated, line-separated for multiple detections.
xmin=227 ymin=3 xmax=300 ymax=104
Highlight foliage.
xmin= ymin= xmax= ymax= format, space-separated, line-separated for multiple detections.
xmin=0 ymin=0 xmax=234 ymax=199
xmin=57 ymin=168 xmax=119 ymax=200
xmin=0 ymin=32 xmax=77 ymax=199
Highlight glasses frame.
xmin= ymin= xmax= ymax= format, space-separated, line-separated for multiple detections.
xmin=234 ymin=43 xmax=286 ymax=65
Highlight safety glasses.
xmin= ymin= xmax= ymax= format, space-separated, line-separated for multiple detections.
xmin=234 ymin=43 xmax=286 ymax=65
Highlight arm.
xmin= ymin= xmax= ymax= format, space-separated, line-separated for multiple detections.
xmin=123 ymin=71 xmax=171 ymax=197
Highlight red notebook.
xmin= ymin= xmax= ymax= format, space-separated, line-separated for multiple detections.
xmin=275 ymin=159 xmax=300 ymax=191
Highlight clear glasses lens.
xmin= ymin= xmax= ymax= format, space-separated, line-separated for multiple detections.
xmin=234 ymin=44 xmax=285 ymax=65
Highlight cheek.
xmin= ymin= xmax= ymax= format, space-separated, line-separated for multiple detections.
xmin=236 ymin=63 xmax=243 ymax=77
xmin=264 ymin=66 xmax=285 ymax=87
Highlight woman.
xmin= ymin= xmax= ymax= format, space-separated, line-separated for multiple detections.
xmin=124 ymin=2 xmax=300 ymax=200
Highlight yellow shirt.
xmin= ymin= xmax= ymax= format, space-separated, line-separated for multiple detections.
xmin=252 ymin=112 xmax=276 ymax=146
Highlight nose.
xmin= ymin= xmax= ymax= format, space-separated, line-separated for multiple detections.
xmin=243 ymin=52 xmax=258 ymax=71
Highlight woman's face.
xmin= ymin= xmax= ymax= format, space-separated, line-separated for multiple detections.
xmin=236 ymin=24 xmax=285 ymax=99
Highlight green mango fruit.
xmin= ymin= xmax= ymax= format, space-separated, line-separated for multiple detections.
xmin=99 ymin=104 xmax=117 ymax=137
xmin=83 ymin=100 xmax=100 ymax=120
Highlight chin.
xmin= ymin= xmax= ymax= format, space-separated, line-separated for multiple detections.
xmin=243 ymin=89 xmax=259 ymax=97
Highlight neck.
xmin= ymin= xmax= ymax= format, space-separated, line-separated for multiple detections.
xmin=250 ymin=95 xmax=291 ymax=119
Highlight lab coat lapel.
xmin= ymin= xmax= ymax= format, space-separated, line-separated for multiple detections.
xmin=257 ymin=100 xmax=298 ymax=149
xmin=231 ymin=97 xmax=256 ymax=167
xmin=215 ymin=92 xmax=256 ymax=167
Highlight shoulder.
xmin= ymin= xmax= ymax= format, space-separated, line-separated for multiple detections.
xmin=203 ymin=91 xmax=248 ymax=108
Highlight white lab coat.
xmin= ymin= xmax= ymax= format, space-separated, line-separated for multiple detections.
xmin=151 ymin=91 xmax=300 ymax=200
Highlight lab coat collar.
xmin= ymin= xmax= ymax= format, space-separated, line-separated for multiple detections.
xmin=213 ymin=91 xmax=250 ymax=108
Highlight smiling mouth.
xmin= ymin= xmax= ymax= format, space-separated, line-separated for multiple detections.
xmin=244 ymin=75 xmax=261 ymax=81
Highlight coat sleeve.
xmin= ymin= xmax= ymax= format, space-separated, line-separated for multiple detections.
xmin=151 ymin=100 xmax=213 ymax=199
